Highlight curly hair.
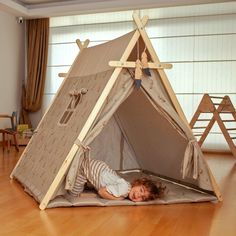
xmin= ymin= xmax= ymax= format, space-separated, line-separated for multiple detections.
xmin=131 ymin=177 xmax=166 ymax=201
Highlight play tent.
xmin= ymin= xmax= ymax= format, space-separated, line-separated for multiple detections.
xmin=11 ymin=13 xmax=222 ymax=210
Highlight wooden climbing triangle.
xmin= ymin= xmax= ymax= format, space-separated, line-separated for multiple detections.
xmin=190 ymin=94 xmax=236 ymax=157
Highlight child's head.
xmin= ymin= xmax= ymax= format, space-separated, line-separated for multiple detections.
xmin=128 ymin=178 xmax=165 ymax=202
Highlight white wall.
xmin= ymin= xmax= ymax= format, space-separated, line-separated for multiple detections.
xmin=0 ymin=10 xmax=25 ymax=128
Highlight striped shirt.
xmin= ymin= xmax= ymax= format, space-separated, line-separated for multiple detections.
xmin=69 ymin=158 xmax=130 ymax=198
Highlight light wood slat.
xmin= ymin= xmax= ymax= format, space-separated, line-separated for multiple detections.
xmin=76 ymin=39 xmax=90 ymax=50
xmin=210 ymin=96 xmax=224 ymax=99
xmin=197 ymin=119 xmax=212 ymax=121
xmin=192 ymin=126 xmax=208 ymax=129
xmin=109 ymin=61 xmax=173 ymax=69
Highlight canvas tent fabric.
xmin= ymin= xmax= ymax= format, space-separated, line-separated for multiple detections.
xmin=11 ymin=26 xmax=220 ymax=209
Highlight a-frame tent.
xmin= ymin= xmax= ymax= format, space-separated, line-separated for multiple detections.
xmin=11 ymin=13 xmax=222 ymax=210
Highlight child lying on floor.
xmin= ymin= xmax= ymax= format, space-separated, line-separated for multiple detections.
xmin=67 ymin=158 xmax=165 ymax=202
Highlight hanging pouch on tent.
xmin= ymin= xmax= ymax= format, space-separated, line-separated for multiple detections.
xmin=134 ymin=59 xmax=142 ymax=89
xmin=141 ymin=49 xmax=151 ymax=77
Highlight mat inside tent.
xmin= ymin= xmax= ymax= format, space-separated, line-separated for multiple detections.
xmin=47 ymin=170 xmax=217 ymax=208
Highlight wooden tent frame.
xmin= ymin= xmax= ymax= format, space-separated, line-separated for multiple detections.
xmin=11 ymin=13 xmax=222 ymax=209
xmin=190 ymin=94 xmax=236 ymax=157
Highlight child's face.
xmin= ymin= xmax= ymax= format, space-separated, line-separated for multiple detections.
xmin=129 ymin=185 xmax=149 ymax=202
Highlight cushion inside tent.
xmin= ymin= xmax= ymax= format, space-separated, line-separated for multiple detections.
xmin=47 ymin=170 xmax=217 ymax=208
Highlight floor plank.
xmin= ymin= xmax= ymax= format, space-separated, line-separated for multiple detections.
xmin=1 ymin=147 xmax=236 ymax=236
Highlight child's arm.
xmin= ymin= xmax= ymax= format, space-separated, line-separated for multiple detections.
xmin=98 ymin=187 xmax=125 ymax=200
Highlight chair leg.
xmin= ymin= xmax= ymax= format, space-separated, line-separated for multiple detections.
xmin=6 ymin=134 xmax=10 ymax=152
xmin=2 ymin=132 xmax=5 ymax=151
xmin=13 ymin=134 xmax=19 ymax=152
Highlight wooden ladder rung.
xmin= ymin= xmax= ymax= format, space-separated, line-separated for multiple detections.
xmin=210 ymin=96 xmax=224 ymax=99
xmin=222 ymin=120 xmax=236 ymax=122
xmin=213 ymin=103 xmax=222 ymax=105
xmin=227 ymin=128 xmax=236 ymax=131
xmin=231 ymin=137 xmax=236 ymax=139
xmin=218 ymin=111 xmax=233 ymax=113
xmin=192 ymin=126 xmax=207 ymax=129
xmin=193 ymin=134 xmax=202 ymax=136
xmin=197 ymin=119 xmax=212 ymax=121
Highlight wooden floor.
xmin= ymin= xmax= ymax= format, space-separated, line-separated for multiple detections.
xmin=1 ymin=147 xmax=236 ymax=236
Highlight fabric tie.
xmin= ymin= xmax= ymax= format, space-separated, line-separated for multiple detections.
xmin=181 ymin=139 xmax=199 ymax=179
xmin=74 ymin=139 xmax=92 ymax=180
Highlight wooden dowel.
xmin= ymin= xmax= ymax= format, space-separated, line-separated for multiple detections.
xmin=219 ymin=111 xmax=233 ymax=113
xmin=76 ymin=39 xmax=90 ymax=50
xmin=210 ymin=96 xmax=224 ymax=99
xmin=192 ymin=127 xmax=208 ymax=129
xmin=197 ymin=119 xmax=212 ymax=121
xmin=109 ymin=61 xmax=173 ymax=69
xmin=58 ymin=73 xmax=68 ymax=77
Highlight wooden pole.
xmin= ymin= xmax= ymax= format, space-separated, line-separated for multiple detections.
xmin=109 ymin=61 xmax=172 ymax=69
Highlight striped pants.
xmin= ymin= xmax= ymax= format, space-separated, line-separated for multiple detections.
xmin=69 ymin=158 xmax=115 ymax=197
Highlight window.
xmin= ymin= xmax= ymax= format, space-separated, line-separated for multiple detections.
xmin=59 ymin=88 xmax=88 ymax=125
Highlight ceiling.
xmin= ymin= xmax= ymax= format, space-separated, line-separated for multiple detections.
xmin=0 ymin=0 xmax=235 ymax=18
xmin=15 ymin=0 xmax=107 ymax=6
xmin=18 ymin=0 xmax=66 ymax=4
